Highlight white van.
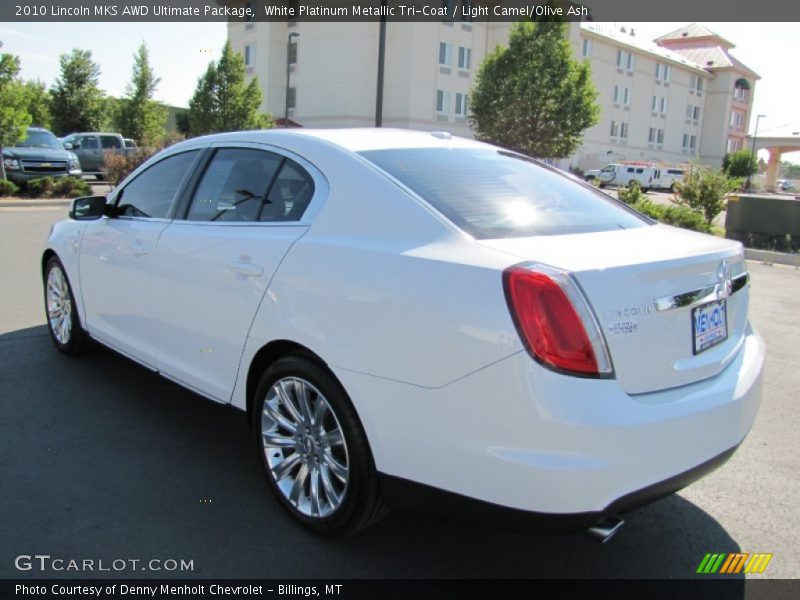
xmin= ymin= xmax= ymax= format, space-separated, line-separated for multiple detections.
xmin=652 ymin=168 xmax=685 ymax=191
xmin=585 ymin=163 xmax=656 ymax=191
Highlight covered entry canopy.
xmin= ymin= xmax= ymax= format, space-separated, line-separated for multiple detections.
xmin=747 ymin=126 xmax=800 ymax=192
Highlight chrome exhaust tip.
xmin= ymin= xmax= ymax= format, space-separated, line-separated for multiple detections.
xmin=585 ymin=515 xmax=625 ymax=544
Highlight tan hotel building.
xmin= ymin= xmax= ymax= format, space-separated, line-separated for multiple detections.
xmin=228 ymin=18 xmax=759 ymax=170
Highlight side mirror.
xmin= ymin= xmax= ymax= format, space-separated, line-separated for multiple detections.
xmin=69 ymin=196 xmax=108 ymax=220
xmin=63 ymin=142 xmax=73 ymax=150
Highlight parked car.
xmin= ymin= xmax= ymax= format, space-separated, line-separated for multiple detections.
xmin=584 ymin=163 xmax=656 ymax=191
xmin=2 ymin=127 xmax=82 ymax=184
xmin=652 ymin=167 xmax=685 ymax=192
xmin=123 ymin=138 xmax=138 ymax=151
xmin=42 ymin=129 xmax=764 ymax=539
xmin=62 ymin=132 xmax=128 ymax=180
xmin=777 ymin=179 xmax=794 ymax=192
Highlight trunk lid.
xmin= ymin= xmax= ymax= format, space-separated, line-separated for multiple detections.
xmin=481 ymin=224 xmax=749 ymax=394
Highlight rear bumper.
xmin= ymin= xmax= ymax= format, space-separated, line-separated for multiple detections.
xmin=379 ymin=444 xmax=739 ymax=533
xmin=338 ymin=323 xmax=765 ymax=516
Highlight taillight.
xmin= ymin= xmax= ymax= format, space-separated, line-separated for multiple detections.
xmin=503 ymin=263 xmax=613 ymax=378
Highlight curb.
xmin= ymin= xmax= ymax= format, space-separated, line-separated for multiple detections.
xmin=745 ymin=248 xmax=800 ymax=268
xmin=0 ymin=199 xmax=72 ymax=208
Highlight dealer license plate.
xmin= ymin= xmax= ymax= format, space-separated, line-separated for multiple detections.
xmin=692 ymin=299 xmax=728 ymax=355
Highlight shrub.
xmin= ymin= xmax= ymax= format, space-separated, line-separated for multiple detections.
xmin=51 ymin=176 xmax=91 ymax=198
xmin=617 ymin=180 xmax=644 ymax=205
xmin=674 ymin=165 xmax=736 ymax=225
xmin=630 ymin=199 xmax=712 ymax=233
xmin=0 ymin=178 xmax=19 ymax=197
xmin=104 ymin=149 xmax=157 ymax=187
xmin=25 ymin=176 xmax=55 ymax=198
xmin=722 ymin=150 xmax=756 ymax=178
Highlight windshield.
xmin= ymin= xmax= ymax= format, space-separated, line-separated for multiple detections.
xmin=358 ymin=148 xmax=648 ymax=239
xmin=16 ymin=130 xmax=62 ymax=149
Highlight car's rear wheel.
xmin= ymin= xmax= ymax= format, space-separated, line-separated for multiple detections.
xmin=43 ymin=256 xmax=90 ymax=354
xmin=253 ymin=355 xmax=387 ymax=534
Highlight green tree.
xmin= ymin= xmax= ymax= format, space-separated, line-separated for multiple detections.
xmin=49 ymin=49 xmax=106 ymax=135
xmin=469 ymin=21 xmax=599 ymax=158
xmin=116 ymin=43 xmax=168 ymax=146
xmin=674 ymin=165 xmax=737 ymax=225
xmin=722 ymin=150 xmax=757 ymax=178
xmin=186 ymin=42 xmax=271 ymax=136
xmin=23 ymin=80 xmax=51 ymax=129
xmin=0 ymin=54 xmax=32 ymax=180
xmin=779 ymin=161 xmax=800 ymax=180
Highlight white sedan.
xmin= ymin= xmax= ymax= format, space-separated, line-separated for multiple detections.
xmin=42 ymin=129 xmax=764 ymax=539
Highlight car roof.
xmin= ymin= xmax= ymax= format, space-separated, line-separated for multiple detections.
xmin=172 ymin=128 xmax=493 ymax=154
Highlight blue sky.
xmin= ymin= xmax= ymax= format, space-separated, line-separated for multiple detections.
xmin=1 ymin=21 xmax=797 ymax=162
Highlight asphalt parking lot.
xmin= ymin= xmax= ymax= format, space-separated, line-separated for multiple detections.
xmin=0 ymin=206 xmax=798 ymax=581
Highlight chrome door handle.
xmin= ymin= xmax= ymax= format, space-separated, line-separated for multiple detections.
xmin=227 ymin=261 xmax=263 ymax=277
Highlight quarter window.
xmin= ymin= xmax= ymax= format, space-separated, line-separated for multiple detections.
xmin=116 ymin=150 xmax=200 ymax=219
xmin=186 ymin=148 xmax=282 ymax=222
xmin=260 ymin=159 xmax=315 ymax=222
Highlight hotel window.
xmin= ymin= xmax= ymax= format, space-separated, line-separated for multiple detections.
xmin=693 ymin=106 xmax=700 ymax=120
xmin=682 ymin=134 xmax=690 ymax=150
xmin=660 ymin=97 xmax=668 ymax=114
xmin=686 ymin=104 xmax=693 ymax=119
xmin=657 ymin=129 xmax=664 ymax=144
xmin=457 ymin=46 xmax=471 ymax=70
xmin=436 ymin=89 xmax=450 ymax=114
xmin=455 ymin=92 xmax=468 ymax=116
xmin=438 ymin=42 xmax=452 ymax=66
xmin=582 ymin=38 xmax=592 ymax=58
xmin=696 ymin=78 xmax=703 ymax=92
xmin=690 ymin=135 xmax=696 ymax=150
xmin=651 ymin=95 xmax=657 ymax=111
xmin=610 ymin=120 xmax=619 ymax=138
xmin=620 ymin=122 xmax=629 ymax=140
xmin=616 ymin=50 xmax=623 ymax=68
xmin=286 ymin=87 xmax=296 ymax=109
xmin=613 ymin=85 xmax=620 ymax=103
xmin=244 ymin=45 xmax=253 ymax=67
xmin=287 ymin=40 xmax=297 ymax=65
xmin=733 ymin=80 xmax=749 ymax=102
xmin=626 ymin=52 xmax=634 ymax=71
xmin=623 ymin=87 xmax=631 ymax=106
xmin=648 ymin=127 xmax=656 ymax=143
xmin=655 ymin=62 xmax=670 ymax=82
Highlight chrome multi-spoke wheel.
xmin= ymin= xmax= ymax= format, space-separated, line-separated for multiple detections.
xmin=43 ymin=257 xmax=89 ymax=355
xmin=46 ymin=265 xmax=72 ymax=345
xmin=261 ymin=376 xmax=349 ymax=518
xmin=254 ymin=356 xmax=386 ymax=534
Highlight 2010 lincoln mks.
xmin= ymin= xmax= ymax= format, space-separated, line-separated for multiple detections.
xmin=42 ymin=129 xmax=764 ymax=538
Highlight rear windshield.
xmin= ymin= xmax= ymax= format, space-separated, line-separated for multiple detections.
xmin=359 ymin=148 xmax=648 ymax=239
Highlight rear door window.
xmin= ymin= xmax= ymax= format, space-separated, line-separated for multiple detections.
xmin=186 ymin=148 xmax=283 ymax=222
xmin=359 ymin=148 xmax=648 ymax=239
xmin=101 ymin=135 xmax=122 ymax=150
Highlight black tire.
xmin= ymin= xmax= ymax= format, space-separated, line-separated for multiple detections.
xmin=253 ymin=354 xmax=387 ymax=535
xmin=43 ymin=256 xmax=91 ymax=355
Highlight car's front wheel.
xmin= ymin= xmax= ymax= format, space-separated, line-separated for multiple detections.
xmin=43 ymin=256 xmax=90 ymax=354
xmin=253 ymin=355 xmax=387 ymax=534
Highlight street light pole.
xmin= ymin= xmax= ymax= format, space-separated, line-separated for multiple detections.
xmin=747 ymin=113 xmax=765 ymax=190
xmin=285 ymin=32 xmax=300 ymax=128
